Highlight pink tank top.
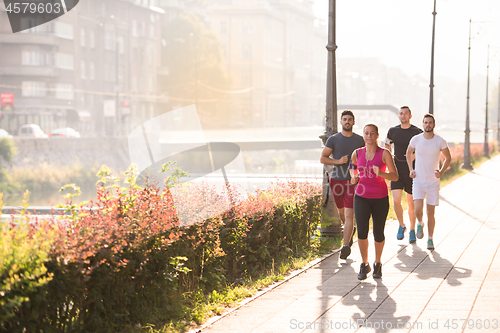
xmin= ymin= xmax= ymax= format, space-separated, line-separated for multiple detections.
xmin=355 ymin=146 xmax=388 ymax=199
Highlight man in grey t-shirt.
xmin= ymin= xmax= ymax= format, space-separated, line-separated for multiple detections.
xmin=320 ymin=110 xmax=365 ymax=260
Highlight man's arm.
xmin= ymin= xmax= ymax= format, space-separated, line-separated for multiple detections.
xmin=384 ymin=131 xmax=393 ymax=153
xmin=435 ymin=147 xmax=452 ymax=178
xmin=384 ymin=140 xmax=392 ymax=153
xmin=406 ymin=144 xmax=416 ymax=178
xmin=320 ymin=146 xmax=348 ymax=165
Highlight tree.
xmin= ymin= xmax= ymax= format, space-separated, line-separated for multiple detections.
xmin=160 ymin=13 xmax=231 ymax=128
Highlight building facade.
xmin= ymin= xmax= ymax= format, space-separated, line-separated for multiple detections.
xmin=206 ymin=0 xmax=327 ymax=128
xmin=0 ymin=0 xmax=164 ymax=137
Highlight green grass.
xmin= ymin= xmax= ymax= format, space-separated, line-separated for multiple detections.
xmin=440 ymin=150 xmax=499 ymax=187
xmin=139 ymin=237 xmax=341 ymax=333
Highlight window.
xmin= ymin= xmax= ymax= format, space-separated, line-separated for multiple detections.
xmin=141 ymin=22 xmax=146 ymax=37
xmin=104 ymin=31 xmax=115 ymax=51
xmin=117 ymin=36 xmax=125 ymax=54
xmin=22 ymin=47 xmax=44 ymax=66
xmin=150 ymin=24 xmax=155 ymax=38
xmin=54 ymin=83 xmax=74 ymax=100
xmin=80 ymin=60 xmax=86 ymax=79
xmin=104 ymin=65 xmax=115 ymax=82
xmin=55 ymin=53 xmax=74 ymax=70
xmin=89 ymin=61 xmax=96 ymax=80
xmin=22 ymin=81 xmax=47 ymax=97
xmin=147 ymin=48 xmax=154 ymax=65
xmin=20 ymin=19 xmax=50 ymax=34
xmin=240 ymin=21 xmax=253 ymax=35
xmin=132 ymin=77 xmax=137 ymax=92
xmin=89 ymin=30 xmax=95 ymax=48
xmin=149 ymin=104 xmax=155 ymax=119
xmin=80 ymin=28 xmax=86 ymax=47
xmin=132 ymin=20 xmax=138 ymax=37
xmin=241 ymin=72 xmax=251 ymax=87
xmin=241 ymin=44 xmax=253 ymax=60
xmin=220 ymin=21 xmax=227 ymax=34
xmin=149 ymin=76 xmax=154 ymax=93
xmin=54 ymin=22 xmax=74 ymax=39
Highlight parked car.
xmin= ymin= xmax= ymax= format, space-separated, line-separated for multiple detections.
xmin=0 ymin=129 xmax=13 ymax=139
xmin=49 ymin=127 xmax=81 ymax=138
xmin=18 ymin=124 xmax=48 ymax=138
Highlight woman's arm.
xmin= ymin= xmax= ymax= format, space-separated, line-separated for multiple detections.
xmin=373 ymin=149 xmax=399 ymax=182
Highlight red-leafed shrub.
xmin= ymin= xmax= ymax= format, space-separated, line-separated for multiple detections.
xmin=442 ymin=142 xmax=497 ymax=180
xmin=1 ymin=164 xmax=322 ymax=332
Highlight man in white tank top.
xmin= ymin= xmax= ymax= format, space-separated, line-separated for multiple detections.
xmin=406 ymin=114 xmax=452 ymax=250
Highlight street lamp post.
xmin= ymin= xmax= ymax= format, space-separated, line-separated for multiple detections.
xmin=462 ymin=19 xmax=473 ymax=170
xmin=484 ymin=44 xmax=490 ymax=158
xmin=429 ymin=0 xmax=437 ymax=115
xmin=319 ymin=0 xmax=341 ymax=237
xmin=496 ymin=56 xmax=500 ymax=146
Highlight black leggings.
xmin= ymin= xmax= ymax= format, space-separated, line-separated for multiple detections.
xmin=354 ymin=195 xmax=389 ymax=243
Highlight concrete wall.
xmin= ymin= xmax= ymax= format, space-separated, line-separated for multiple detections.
xmin=8 ymin=138 xmax=131 ymax=171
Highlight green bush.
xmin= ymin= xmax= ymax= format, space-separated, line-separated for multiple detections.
xmin=0 ymin=137 xmax=16 ymax=163
xmin=0 ymin=165 xmax=322 ymax=332
xmin=0 ymin=193 xmax=55 ymax=332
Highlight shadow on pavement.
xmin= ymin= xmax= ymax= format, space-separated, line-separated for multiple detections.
xmin=341 ymin=280 xmax=411 ymax=333
xmin=395 ymin=244 xmax=471 ymax=285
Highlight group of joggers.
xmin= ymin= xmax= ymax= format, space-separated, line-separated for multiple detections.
xmin=320 ymin=106 xmax=452 ymax=280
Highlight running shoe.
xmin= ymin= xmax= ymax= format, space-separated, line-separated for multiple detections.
xmin=349 ymin=226 xmax=357 ymax=247
xmin=358 ymin=263 xmax=371 ymax=280
xmin=417 ymin=223 xmax=424 ymax=239
xmin=340 ymin=245 xmax=351 ymax=260
xmin=373 ymin=262 xmax=382 ymax=279
xmin=409 ymin=230 xmax=416 ymax=244
xmin=427 ymin=239 xmax=434 ymax=250
xmin=397 ymin=225 xmax=406 ymax=240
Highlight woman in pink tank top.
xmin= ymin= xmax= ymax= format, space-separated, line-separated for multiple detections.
xmin=350 ymin=124 xmax=398 ymax=280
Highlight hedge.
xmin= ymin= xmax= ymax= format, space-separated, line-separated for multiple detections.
xmin=0 ymin=164 xmax=322 ymax=332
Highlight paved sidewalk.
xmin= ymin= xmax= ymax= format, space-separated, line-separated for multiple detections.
xmin=201 ymin=155 xmax=500 ymax=333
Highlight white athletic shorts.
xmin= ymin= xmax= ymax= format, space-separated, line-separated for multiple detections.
xmin=412 ymin=181 xmax=440 ymax=206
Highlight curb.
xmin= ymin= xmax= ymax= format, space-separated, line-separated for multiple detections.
xmin=188 ymin=221 xmax=392 ymax=333
xmin=188 ymin=244 xmax=344 ymax=333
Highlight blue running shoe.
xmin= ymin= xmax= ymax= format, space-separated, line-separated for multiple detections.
xmin=417 ymin=223 xmax=424 ymax=239
xmin=427 ymin=239 xmax=434 ymax=250
xmin=409 ymin=230 xmax=416 ymax=244
xmin=397 ymin=225 xmax=406 ymax=240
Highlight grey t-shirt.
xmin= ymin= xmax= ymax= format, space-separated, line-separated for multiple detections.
xmin=325 ymin=132 xmax=365 ymax=180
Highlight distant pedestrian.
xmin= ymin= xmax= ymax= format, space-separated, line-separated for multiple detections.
xmin=351 ymin=124 xmax=398 ymax=280
xmin=406 ymin=114 xmax=452 ymax=250
xmin=385 ymin=106 xmax=423 ymax=243
xmin=320 ymin=110 xmax=365 ymax=260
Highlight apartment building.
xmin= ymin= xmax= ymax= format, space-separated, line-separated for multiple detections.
xmin=206 ymin=0 xmax=327 ymax=128
xmin=0 ymin=0 xmax=164 ymax=137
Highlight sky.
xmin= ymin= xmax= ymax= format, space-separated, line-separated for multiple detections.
xmin=313 ymin=0 xmax=500 ymax=82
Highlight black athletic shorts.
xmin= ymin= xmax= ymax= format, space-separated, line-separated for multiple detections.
xmin=391 ymin=160 xmax=413 ymax=194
